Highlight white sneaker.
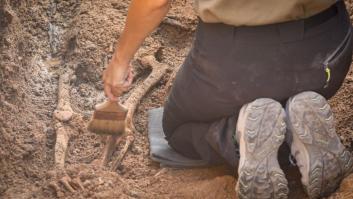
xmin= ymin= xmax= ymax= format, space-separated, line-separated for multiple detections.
xmin=236 ymin=98 xmax=289 ymax=199
xmin=286 ymin=91 xmax=353 ymax=199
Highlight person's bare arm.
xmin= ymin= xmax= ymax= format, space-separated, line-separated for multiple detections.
xmin=103 ymin=0 xmax=171 ymax=101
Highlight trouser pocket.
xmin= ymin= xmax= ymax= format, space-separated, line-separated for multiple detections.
xmin=320 ymin=27 xmax=352 ymax=98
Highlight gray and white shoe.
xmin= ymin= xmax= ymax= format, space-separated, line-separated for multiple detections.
xmin=286 ymin=91 xmax=353 ymax=199
xmin=236 ymin=98 xmax=289 ymax=199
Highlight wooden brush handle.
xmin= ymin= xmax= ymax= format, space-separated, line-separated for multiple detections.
xmin=94 ymin=100 xmax=128 ymax=113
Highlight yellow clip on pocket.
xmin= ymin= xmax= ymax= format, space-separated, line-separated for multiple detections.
xmin=325 ymin=67 xmax=331 ymax=83
xmin=324 ymin=66 xmax=331 ymax=88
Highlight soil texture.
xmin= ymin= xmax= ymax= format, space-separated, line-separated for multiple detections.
xmin=0 ymin=0 xmax=353 ymax=198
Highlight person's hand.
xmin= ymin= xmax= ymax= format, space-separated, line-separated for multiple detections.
xmin=103 ymin=57 xmax=133 ymax=101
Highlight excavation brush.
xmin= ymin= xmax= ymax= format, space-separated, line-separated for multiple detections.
xmin=87 ymin=101 xmax=128 ymax=135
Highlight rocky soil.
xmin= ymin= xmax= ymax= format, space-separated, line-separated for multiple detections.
xmin=0 ymin=0 xmax=352 ymax=198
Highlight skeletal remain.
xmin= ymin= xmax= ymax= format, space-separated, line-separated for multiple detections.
xmin=54 ymin=73 xmax=73 ymax=122
xmin=100 ymin=135 xmax=123 ymax=167
xmin=54 ymin=123 xmax=70 ymax=168
xmin=50 ymin=170 xmax=142 ymax=196
xmin=153 ymin=168 xmax=167 ymax=178
xmin=49 ymin=173 xmax=85 ymax=196
xmin=49 ymin=181 xmax=64 ymax=198
xmin=100 ymin=55 xmax=169 ymax=170
xmin=149 ymin=168 xmax=168 ymax=184
xmin=71 ymin=177 xmax=85 ymax=190
xmin=60 ymin=175 xmax=75 ymax=193
xmin=116 ymin=174 xmax=143 ymax=197
xmin=111 ymin=135 xmax=134 ymax=171
xmin=53 ymin=71 xmax=74 ymax=168
xmin=125 ymin=55 xmax=169 ymax=132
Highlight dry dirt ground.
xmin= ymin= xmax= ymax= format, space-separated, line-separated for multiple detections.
xmin=0 ymin=0 xmax=353 ymax=199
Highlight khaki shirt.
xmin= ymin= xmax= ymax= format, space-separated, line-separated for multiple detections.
xmin=195 ymin=0 xmax=337 ymax=26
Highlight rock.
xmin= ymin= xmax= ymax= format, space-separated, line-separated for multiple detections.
xmin=97 ymin=177 xmax=104 ymax=185
xmin=83 ymin=180 xmax=91 ymax=187
xmin=21 ymin=144 xmax=35 ymax=158
xmin=70 ymin=75 xmax=77 ymax=83
xmin=46 ymin=170 xmax=56 ymax=179
xmin=54 ymin=110 xmax=73 ymax=122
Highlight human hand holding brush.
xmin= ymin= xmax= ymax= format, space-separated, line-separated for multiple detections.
xmin=87 ymin=55 xmax=133 ymax=135
xmin=103 ymin=0 xmax=170 ymax=101
xmin=89 ymin=0 xmax=170 ymax=135
xmin=103 ymin=55 xmax=134 ymax=101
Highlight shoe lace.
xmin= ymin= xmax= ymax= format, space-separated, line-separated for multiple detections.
xmin=289 ymin=154 xmax=297 ymax=166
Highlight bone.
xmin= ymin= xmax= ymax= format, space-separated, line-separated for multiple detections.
xmin=153 ymin=168 xmax=167 ymax=178
xmin=125 ymin=55 xmax=169 ymax=132
xmin=49 ymin=181 xmax=64 ymax=198
xmin=71 ymin=177 xmax=85 ymax=191
xmin=100 ymin=135 xmax=122 ymax=167
xmin=54 ymin=123 xmax=70 ymax=168
xmin=54 ymin=73 xmax=73 ymax=122
xmin=115 ymin=174 xmax=143 ymax=197
xmin=109 ymin=56 xmax=169 ymax=171
xmin=100 ymin=55 xmax=168 ymax=169
xmin=60 ymin=176 xmax=75 ymax=193
xmin=111 ymin=135 xmax=135 ymax=171
xmin=54 ymin=72 xmax=74 ymax=168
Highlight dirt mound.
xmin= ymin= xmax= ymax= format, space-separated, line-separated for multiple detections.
xmin=176 ymin=175 xmax=236 ymax=199
xmin=0 ymin=0 xmax=353 ymax=199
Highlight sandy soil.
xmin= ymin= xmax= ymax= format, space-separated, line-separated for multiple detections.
xmin=0 ymin=0 xmax=352 ymax=198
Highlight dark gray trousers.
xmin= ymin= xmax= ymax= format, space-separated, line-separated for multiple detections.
xmin=162 ymin=1 xmax=353 ymax=167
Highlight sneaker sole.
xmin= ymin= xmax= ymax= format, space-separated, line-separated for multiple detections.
xmin=236 ymin=98 xmax=289 ymax=199
xmin=286 ymin=91 xmax=353 ymax=199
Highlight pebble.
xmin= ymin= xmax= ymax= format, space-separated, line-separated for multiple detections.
xmin=97 ymin=177 xmax=104 ymax=185
xmin=54 ymin=110 xmax=73 ymax=122
xmin=83 ymin=180 xmax=91 ymax=187
xmin=22 ymin=144 xmax=35 ymax=158
xmin=46 ymin=170 xmax=56 ymax=179
xmin=70 ymin=75 xmax=77 ymax=83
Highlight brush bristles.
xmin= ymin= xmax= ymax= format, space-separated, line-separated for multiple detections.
xmin=87 ymin=119 xmax=125 ymax=135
